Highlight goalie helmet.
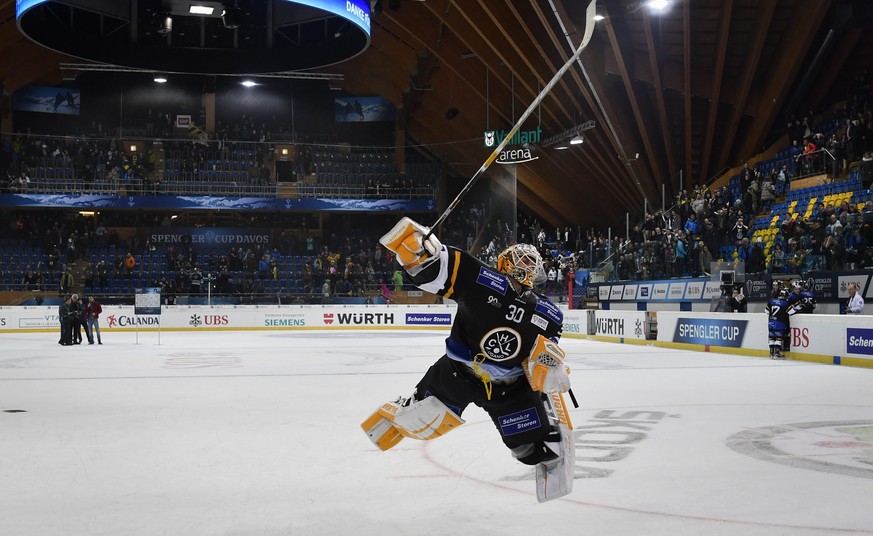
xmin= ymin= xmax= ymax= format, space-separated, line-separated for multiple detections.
xmin=496 ymin=243 xmax=546 ymax=288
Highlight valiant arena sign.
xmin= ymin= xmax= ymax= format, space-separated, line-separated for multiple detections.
xmin=484 ymin=127 xmax=540 ymax=165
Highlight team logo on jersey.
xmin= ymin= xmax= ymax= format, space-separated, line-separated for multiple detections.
xmin=480 ymin=327 xmax=521 ymax=361
xmin=486 ymin=295 xmax=501 ymax=308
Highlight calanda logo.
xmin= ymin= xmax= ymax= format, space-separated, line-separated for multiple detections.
xmin=106 ymin=315 xmax=159 ymax=327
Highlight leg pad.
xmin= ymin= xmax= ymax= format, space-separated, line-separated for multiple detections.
xmin=361 ymin=396 xmax=464 ymax=451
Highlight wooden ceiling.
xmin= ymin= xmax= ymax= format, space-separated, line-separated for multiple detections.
xmin=2 ymin=0 xmax=873 ymax=229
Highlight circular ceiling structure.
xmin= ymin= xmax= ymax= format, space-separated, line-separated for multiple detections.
xmin=16 ymin=0 xmax=371 ymax=74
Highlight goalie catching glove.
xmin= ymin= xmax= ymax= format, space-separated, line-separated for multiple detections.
xmin=526 ymin=334 xmax=571 ymax=394
xmin=380 ymin=217 xmax=442 ymax=275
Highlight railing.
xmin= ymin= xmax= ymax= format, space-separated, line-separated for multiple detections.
xmin=791 ymin=147 xmax=836 ymax=180
xmin=5 ymin=178 xmax=436 ymax=199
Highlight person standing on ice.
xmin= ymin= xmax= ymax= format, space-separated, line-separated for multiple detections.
xmin=362 ymin=218 xmax=575 ymax=502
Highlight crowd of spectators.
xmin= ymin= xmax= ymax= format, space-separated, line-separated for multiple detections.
xmin=6 ymin=76 xmax=873 ymax=300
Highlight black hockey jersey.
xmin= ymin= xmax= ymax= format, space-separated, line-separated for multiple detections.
xmin=767 ymin=297 xmax=790 ymax=334
xmin=410 ymin=245 xmax=563 ymax=382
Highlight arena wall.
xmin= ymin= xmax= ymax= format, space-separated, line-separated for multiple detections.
xmin=2 ymin=305 xmax=870 ymax=368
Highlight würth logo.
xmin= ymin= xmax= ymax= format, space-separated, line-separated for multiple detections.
xmin=323 ymin=313 xmax=395 ymax=325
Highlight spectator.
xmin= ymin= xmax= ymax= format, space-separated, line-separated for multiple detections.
xmin=58 ymin=295 xmax=73 ymax=346
xmin=84 ymin=296 xmax=103 ymax=344
xmin=846 ymin=282 xmax=865 ymax=314
xmin=59 ymin=267 xmax=74 ymax=296
xmin=771 ymin=243 xmax=786 ymax=274
xmin=69 ymin=294 xmax=85 ymax=345
xmin=760 ymin=176 xmax=775 ymax=214
xmin=748 ymin=237 xmax=766 ymax=274
xmin=729 ymin=286 xmax=747 ymax=313
xmin=861 ymin=152 xmax=873 ymax=189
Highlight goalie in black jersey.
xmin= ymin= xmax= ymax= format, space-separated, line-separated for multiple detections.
xmin=362 ymin=218 xmax=575 ymax=502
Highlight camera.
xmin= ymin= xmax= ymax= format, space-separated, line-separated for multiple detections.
xmin=720 ymin=270 xmax=735 ymax=295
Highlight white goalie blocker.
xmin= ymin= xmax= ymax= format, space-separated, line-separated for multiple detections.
xmin=361 ymin=396 xmax=464 ymax=451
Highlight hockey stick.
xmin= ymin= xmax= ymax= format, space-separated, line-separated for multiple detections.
xmin=424 ymin=0 xmax=597 ymax=239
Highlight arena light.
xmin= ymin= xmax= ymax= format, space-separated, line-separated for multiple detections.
xmin=156 ymin=12 xmax=173 ymax=34
xmin=541 ymin=119 xmax=596 ymax=148
xmin=241 ymin=80 xmax=257 ymax=87
xmin=646 ymin=0 xmax=670 ymax=12
xmin=593 ymin=14 xmax=605 ymax=21
xmin=189 ymin=5 xmax=215 ymax=15
xmin=154 ymin=75 xmax=168 ymax=83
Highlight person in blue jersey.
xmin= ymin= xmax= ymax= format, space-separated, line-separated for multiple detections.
xmin=362 ymin=218 xmax=574 ymax=500
xmin=767 ymin=288 xmax=791 ymax=359
xmin=788 ymin=280 xmax=817 ymax=315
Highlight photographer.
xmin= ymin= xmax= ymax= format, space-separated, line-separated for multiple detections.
xmin=729 ymin=285 xmax=747 ymax=312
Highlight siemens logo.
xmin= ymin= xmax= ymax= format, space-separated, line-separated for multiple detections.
xmin=265 ymin=319 xmax=306 ymax=327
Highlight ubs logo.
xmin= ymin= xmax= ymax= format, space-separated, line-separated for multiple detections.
xmin=480 ymin=327 xmax=521 ymax=362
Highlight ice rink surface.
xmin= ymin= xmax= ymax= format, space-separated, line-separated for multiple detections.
xmin=1 ymin=329 xmax=872 ymax=536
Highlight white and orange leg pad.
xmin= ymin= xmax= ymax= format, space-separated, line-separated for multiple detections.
xmin=361 ymin=396 xmax=464 ymax=451
xmin=536 ymin=392 xmax=576 ymax=503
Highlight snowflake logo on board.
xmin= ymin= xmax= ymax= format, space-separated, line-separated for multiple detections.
xmin=189 ymin=314 xmax=203 ymax=327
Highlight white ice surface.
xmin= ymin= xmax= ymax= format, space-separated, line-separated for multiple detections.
xmin=1 ymin=330 xmax=872 ymax=536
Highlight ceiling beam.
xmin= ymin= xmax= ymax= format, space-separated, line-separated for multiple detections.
xmin=642 ymin=10 xmax=677 ymax=190
xmin=495 ymin=0 xmax=636 ymax=207
xmin=682 ymin=0 xmax=693 ymax=187
xmin=603 ymin=3 xmax=663 ymax=195
xmin=736 ymin=0 xmax=833 ymax=160
xmin=699 ymin=0 xmax=732 ymax=183
xmin=804 ymin=26 xmax=864 ymax=113
xmin=715 ymin=1 xmax=777 ymax=170
xmin=526 ymin=0 xmax=643 ymax=200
